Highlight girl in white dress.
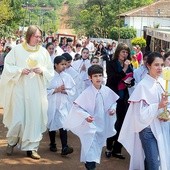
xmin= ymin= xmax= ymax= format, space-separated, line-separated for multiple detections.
xmin=47 ymin=56 xmax=76 ymax=155
xmin=119 ymin=52 xmax=170 ymax=170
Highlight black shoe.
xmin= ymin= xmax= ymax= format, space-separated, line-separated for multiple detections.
xmin=49 ymin=144 xmax=57 ymax=152
xmin=85 ymin=162 xmax=96 ymax=170
xmin=112 ymin=153 xmax=125 ymax=159
xmin=6 ymin=144 xmax=17 ymax=156
xmin=105 ymin=149 xmax=112 ymax=158
xmin=61 ymin=146 xmax=73 ymax=156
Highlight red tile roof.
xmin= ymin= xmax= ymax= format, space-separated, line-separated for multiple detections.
xmin=120 ymin=0 xmax=170 ymax=17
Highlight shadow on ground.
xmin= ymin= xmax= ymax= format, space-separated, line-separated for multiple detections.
xmin=0 ymin=109 xmax=129 ymax=170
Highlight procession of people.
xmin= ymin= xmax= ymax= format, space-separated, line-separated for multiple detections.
xmin=0 ymin=25 xmax=170 ymax=170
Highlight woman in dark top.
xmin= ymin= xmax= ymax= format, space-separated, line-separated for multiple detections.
xmin=105 ymin=43 xmax=134 ymax=159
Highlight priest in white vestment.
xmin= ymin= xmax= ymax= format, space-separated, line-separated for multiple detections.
xmin=0 ymin=25 xmax=54 ymax=159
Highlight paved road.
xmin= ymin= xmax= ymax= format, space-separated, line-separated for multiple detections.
xmin=0 ymin=109 xmax=129 ymax=170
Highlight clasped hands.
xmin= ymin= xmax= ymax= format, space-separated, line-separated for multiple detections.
xmin=85 ymin=109 xmax=116 ymax=123
xmin=22 ymin=68 xmax=43 ymax=75
xmin=80 ymin=64 xmax=86 ymax=72
xmin=54 ymin=85 xmax=67 ymax=94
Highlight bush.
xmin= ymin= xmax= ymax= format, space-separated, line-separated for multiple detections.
xmin=131 ymin=37 xmax=146 ymax=48
xmin=109 ymin=27 xmax=136 ymax=40
xmin=109 ymin=27 xmax=119 ymax=40
xmin=120 ymin=27 xmax=136 ymax=39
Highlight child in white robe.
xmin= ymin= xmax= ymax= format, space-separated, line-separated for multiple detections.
xmin=64 ymin=65 xmax=119 ymax=170
xmin=47 ymin=56 xmax=76 ymax=155
xmin=90 ymin=56 xmax=100 ymax=66
xmin=133 ymin=51 xmax=151 ymax=85
xmin=62 ymin=52 xmax=84 ymax=101
xmin=71 ymin=47 xmax=91 ymax=89
xmin=118 ymin=52 xmax=170 ymax=170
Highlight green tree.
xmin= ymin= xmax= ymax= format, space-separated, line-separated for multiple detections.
xmin=0 ymin=0 xmax=65 ymax=37
xmin=0 ymin=0 xmax=14 ymax=37
xmin=9 ymin=0 xmax=25 ymax=30
xmin=68 ymin=0 xmax=154 ymax=37
xmin=0 ymin=0 xmax=13 ymax=24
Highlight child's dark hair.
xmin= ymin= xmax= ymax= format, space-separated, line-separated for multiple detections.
xmin=146 ymin=52 xmax=163 ymax=66
xmin=54 ymin=56 xmax=66 ymax=69
xmin=46 ymin=42 xmax=53 ymax=49
xmin=74 ymin=53 xmax=81 ymax=61
xmin=81 ymin=47 xmax=89 ymax=53
xmin=88 ymin=65 xmax=103 ymax=77
xmin=143 ymin=51 xmax=152 ymax=59
xmin=62 ymin=53 xmax=72 ymax=61
xmin=163 ymin=51 xmax=170 ymax=61
xmin=76 ymin=43 xmax=82 ymax=48
xmin=90 ymin=56 xmax=99 ymax=63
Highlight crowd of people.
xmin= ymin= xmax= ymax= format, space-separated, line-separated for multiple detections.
xmin=0 ymin=25 xmax=170 ymax=170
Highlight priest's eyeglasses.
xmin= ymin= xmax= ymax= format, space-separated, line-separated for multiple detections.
xmin=33 ymin=35 xmax=42 ymax=39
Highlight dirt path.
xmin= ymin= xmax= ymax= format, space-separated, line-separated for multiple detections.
xmin=0 ymin=108 xmax=129 ymax=170
xmin=57 ymin=1 xmax=75 ymax=35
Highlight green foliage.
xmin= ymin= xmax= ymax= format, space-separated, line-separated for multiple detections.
xmin=0 ymin=0 xmax=155 ymax=38
xmin=68 ymin=0 xmax=154 ymax=37
xmin=0 ymin=24 xmax=14 ymax=38
xmin=20 ymin=0 xmax=64 ymax=33
xmin=109 ymin=27 xmax=136 ymax=40
xmin=0 ymin=0 xmax=65 ymax=37
xmin=131 ymin=37 xmax=146 ymax=47
xmin=120 ymin=27 xmax=136 ymax=39
xmin=21 ymin=0 xmax=64 ymax=7
xmin=9 ymin=0 xmax=25 ymax=30
xmin=109 ymin=27 xmax=119 ymax=40
xmin=0 ymin=0 xmax=13 ymax=24
xmin=0 ymin=0 xmax=15 ymax=37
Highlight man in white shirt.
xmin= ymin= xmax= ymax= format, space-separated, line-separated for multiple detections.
xmin=85 ymin=38 xmax=95 ymax=57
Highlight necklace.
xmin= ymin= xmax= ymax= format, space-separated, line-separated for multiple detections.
xmin=22 ymin=42 xmax=40 ymax=52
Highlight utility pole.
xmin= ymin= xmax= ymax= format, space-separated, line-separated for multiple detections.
xmin=22 ymin=1 xmax=29 ymax=36
xmin=118 ymin=0 xmax=121 ymax=43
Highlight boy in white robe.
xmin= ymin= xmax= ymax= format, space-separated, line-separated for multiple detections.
xmin=62 ymin=52 xmax=84 ymax=101
xmin=47 ymin=56 xmax=76 ymax=155
xmin=64 ymin=65 xmax=119 ymax=170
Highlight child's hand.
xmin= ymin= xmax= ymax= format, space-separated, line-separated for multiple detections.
xmin=108 ymin=109 xmax=116 ymax=116
xmin=61 ymin=90 xmax=67 ymax=94
xmin=85 ymin=116 xmax=94 ymax=123
xmin=54 ymin=85 xmax=65 ymax=93
xmin=80 ymin=64 xmax=86 ymax=72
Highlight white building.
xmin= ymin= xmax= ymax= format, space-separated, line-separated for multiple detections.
xmin=120 ymin=0 xmax=170 ymax=37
